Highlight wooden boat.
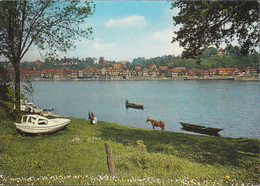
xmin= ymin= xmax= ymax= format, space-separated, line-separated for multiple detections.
xmin=14 ymin=114 xmax=71 ymax=134
xmin=180 ymin=122 xmax=223 ymax=136
xmin=125 ymin=100 xmax=144 ymax=109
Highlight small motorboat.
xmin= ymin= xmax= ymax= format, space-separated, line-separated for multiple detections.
xmin=18 ymin=99 xmax=37 ymax=113
xmin=14 ymin=114 xmax=71 ymax=134
xmin=18 ymin=99 xmax=53 ymax=114
xmin=125 ymin=100 xmax=144 ymax=109
xmin=180 ymin=122 xmax=223 ymax=136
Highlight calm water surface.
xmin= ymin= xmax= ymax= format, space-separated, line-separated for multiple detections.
xmin=30 ymin=80 xmax=260 ymax=138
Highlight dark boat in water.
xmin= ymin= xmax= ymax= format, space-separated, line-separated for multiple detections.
xmin=125 ymin=100 xmax=144 ymax=110
xmin=180 ymin=122 xmax=223 ymax=136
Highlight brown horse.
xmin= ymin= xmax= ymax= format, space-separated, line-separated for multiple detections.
xmin=146 ymin=117 xmax=165 ymax=131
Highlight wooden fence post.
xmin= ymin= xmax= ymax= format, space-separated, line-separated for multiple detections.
xmin=105 ymin=143 xmax=117 ymax=177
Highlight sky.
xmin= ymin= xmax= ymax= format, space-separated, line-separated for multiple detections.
xmin=23 ymin=1 xmax=181 ymax=62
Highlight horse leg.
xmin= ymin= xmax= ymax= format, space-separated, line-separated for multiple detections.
xmin=153 ymin=124 xmax=155 ymax=129
xmin=160 ymin=121 xmax=165 ymax=131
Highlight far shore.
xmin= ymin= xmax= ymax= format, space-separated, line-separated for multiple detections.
xmin=27 ymin=76 xmax=260 ymax=81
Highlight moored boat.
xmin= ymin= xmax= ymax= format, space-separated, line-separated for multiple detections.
xmin=14 ymin=115 xmax=71 ymax=134
xmin=18 ymin=99 xmax=55 ymax=115
xmin=180 ymin=122 xmax=223 ymax=136
xmin=125 ymin=100 xmax=144 ymax=109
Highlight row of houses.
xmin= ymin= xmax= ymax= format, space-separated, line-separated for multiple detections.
xmin=7 ymin=64 xmax=258 ymax=80
xmin=133 ymin=65 xmax=258 ymax=77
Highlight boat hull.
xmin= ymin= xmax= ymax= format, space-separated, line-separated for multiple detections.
xmin=180 ymin=122 xmax=223 ymax=136
xmin=126 ymin=103 xmax=144 ymax=109
xmin=15 ymin=119 xmax=70 ymax=134
xmin=125 ymin=100 xmax=144 ymax=109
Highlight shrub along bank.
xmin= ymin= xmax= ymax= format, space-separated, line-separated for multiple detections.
xmin=0 ymin=116 xmax=259 ymax=185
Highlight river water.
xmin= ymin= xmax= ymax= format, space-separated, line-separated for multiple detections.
xmin=28 ymin=80 xmax=259 ymax=138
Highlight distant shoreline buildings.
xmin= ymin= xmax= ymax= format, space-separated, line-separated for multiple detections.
xmin=2 ymin=46 xmax=259 ymax=81
xmin=5 ymin=56 xmax=259 ymax=81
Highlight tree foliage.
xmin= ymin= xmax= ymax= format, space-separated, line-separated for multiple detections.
xmin=0 ymin=0 xmax=95 ymax=59
xmin=0 ymin=63 xmax=14 ymax=118
xmin=0 ymin=0 xmax=95 ymax=120
xmin=22 ymin=78 xmax=34 ymax=102
xmin=0 ymin=63 xmax=13 ymax=102
xmin=171 ymin=1 xmax=259 ymax=59
xmin=131 ymin=48 xmax=259 ymax=70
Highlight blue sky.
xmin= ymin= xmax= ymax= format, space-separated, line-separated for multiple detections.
xmin=24 ymin=1 xmax=181 ymax=62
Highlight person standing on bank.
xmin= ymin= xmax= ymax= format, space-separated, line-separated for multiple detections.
xmin=92 ymin=115 xmax=97 ymax=125
xmin=89 ymin=110 xmax=94 ymax=124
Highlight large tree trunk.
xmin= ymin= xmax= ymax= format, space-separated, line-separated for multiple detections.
xmin=14 ymin=59 xmax=21 ymax=121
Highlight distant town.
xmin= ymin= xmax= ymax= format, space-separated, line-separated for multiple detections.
xmin=2 ymin=47 xmax=259 ymax=81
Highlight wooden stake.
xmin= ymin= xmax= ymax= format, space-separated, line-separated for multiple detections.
xmin=105 ymin=143 xmax=117 ymax=177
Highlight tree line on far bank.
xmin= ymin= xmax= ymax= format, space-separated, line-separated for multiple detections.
xmin=130 ymin=47 xmax=259 ymax=70
xmin=18 ymin=46 xmax=259 ymax=71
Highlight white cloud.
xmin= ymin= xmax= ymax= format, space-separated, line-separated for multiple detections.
xmin=152 ymin=29 xmax=174 ymax=42
xmin=105 ymin=15 xmax=147 ymax=28
xmin=123 ymin=29 xmax=181 ymax=60
xmin=92 ymin=42 xmax=116 ymax=50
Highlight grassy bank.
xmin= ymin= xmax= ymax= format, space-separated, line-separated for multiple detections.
xmin=0 ymin=115 xmax=259 ymax=185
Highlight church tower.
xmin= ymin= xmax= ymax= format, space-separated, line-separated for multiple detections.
xmin=99 ymin=57 xmax=105 ymax=69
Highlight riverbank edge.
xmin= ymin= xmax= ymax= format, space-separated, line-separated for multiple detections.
xmin=7 ymin=113 xmax=260 ymax=139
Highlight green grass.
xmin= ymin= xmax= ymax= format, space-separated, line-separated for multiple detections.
xmin=0 ymin=115 xmax=259 ymax=185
